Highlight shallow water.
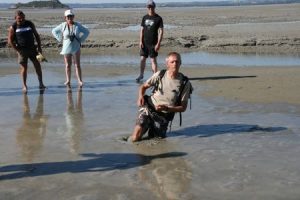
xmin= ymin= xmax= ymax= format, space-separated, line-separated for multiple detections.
xmin=0 ymin=63 xmax=300 ymax=199
xmin=79 ymin=52 xmax=300 ymax=67
xmin=1 ymin=51 xmax=300 ymax=67
xmin=37 ymin=24 xmax=177 ymax=34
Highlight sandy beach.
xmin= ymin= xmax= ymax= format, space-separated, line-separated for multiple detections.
xmin=1 ymin=3 xmax=300 ymax=54
xmin=1 ymin=4 xmax=300 ymax=200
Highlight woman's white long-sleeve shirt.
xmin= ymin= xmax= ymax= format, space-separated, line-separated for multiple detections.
xmin=52 ymin=22 xmax=89 ymax=55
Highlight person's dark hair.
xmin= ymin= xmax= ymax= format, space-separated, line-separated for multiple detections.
xmin=15 ymin=10 xmax=25 ymax=17
xmin=166 ymin=52 xmax=182 ymax=65
xmin=147 ymin=0 xmax=156 ymax=8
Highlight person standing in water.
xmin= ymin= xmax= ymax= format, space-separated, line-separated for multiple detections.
xmin=7 ymin=10 xmax=46 ymax=93
xmin=136 ymin=0 xmax=164 ymax=82
xmin=52 ymin=9 xmax=89 ymax=88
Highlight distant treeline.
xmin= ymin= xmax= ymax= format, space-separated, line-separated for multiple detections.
xmin=0 ymin=0 xmax=68 ymax=9
xmin=0 ymin=0 xmax=299 ymax=9
xmin=15 ymin=0 xmax=68 ymax=9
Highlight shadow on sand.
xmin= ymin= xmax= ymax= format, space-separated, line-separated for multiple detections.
xmin=189 ymin=75 xmax=256 ymax=81
xmin=169 ymin=123 xmax=287 ymax=138
xmin=0 ymin=75 xmax=255 ymax=96
xmin=0 ymin=79 xmax=137 ymax=96
xmin=0 ymin=152 xmax=187 ymax=181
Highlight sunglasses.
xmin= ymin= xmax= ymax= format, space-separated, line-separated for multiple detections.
xmin=66 ymin=15 xmax=74 ymax=18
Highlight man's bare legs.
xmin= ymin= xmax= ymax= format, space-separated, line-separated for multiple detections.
xmin=136 ymin=56 xmax=158 ymax=82
xmin=20 ymin=59 xmax=45 ymax=93
xmin=150 ymin=57 xmax=158 ymax=73
xmin=74 ymin=50 xmax=83 ymax=87
xmin=31 ymin=58 xmax=46 ymax=90
xmin=136 ymin=56 xmax=146 ymax=82
xmin=130 ymin=125 xmax=143 ymax=142
xmin=20 ymin=63 xmax=28 ymax=93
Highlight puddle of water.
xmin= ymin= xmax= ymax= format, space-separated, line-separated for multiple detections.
xmin=121 ymin=24 xmax=178 ymax=31
xmin=38 ymin=24 xmax=177 ymax=33
xmin=215 ymin=21 xmax=300 ymax=27
xmin=80 ymin=52 xmax=300 ymax=67
xmin=1 ymin=51 xmax=300 ymax=67
xmin=180 ymin=52 xmax=300 ymax=67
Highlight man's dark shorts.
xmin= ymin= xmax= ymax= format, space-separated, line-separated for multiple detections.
xmin=140 ymin=44 xmax=158 ymax=58
xmin=17 ymin=47 xmax=38 ymax=65
xmin=136 ymin=105 xmax=170 ymax=139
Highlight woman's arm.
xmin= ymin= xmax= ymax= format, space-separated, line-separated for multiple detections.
xmin=52 ymin=23 xmax=64 ymax=42
xmin=77 ymin=23 xmax=89 ymax=43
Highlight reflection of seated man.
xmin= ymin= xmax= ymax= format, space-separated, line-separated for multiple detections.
xmin=137 ymin=144 xmax=191 ymax=199
xmin=16 ymin=93 xmax=48 ymax=162
xmin=65 ymin=89 xmax=84 ymax=154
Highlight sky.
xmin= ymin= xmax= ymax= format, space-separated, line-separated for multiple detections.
xmin=5 ymin=0 xmax=225 ymax=4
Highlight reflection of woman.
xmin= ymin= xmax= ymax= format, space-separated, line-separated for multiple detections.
xmin=52 ymin=9 xmax=89 ymax=87
xmin=65 ymin=89 xmax=84 ymax=154
xmin=16 ymin=93 xmax=48 ymax=162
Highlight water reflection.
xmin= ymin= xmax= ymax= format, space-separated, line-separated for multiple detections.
xmin=80 ymin=52 xmax=300 ymax=67
xmin=37 ymin=24 xmax=177 ymax=33
xmin=16 ymin=92 xmax=48 ymax=162
xmin=1 ymin=51 xmax=300 ymax=67
xmin=179 ymin=52 xmax=300 ymax=67
xmin=121 ymin=24 xmax=177 ymax=31
xmin=135 ymin=142 xmax=192 ymax=199
xmin=64 ymin=88 xmax=84 ymax=154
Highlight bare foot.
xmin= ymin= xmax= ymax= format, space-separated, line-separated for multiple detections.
xmin=22 ymin=86 xmax=28 ymax=93
xmin=64 ymin=81 xmax=71 ymax=87
xmin=39 ymin=85 xmax=46 ymax=90
xmin=78 ymin=81 xmax=83 ymax=87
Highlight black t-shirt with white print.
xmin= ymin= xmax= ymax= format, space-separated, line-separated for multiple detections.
xmin=12 ymin=20 xmax=35 ymax=48
xmin=141 ymin=14 xmax=163 ymax=45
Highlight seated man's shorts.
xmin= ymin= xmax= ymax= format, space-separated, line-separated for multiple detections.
xmin=136 ymin=106 xmax=169 ymax=139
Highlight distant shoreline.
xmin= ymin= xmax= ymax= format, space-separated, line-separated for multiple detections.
xmin=1 ymin=0 xmax=299 ymax=9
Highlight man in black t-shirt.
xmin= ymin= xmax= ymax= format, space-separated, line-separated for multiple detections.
xmin=136 ymin=0 xmax=164 ymax=82
xmin=8 ymin=10 xmax=46 ymax=93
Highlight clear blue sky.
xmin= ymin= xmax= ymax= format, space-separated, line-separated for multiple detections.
xmin=6 ymin=0 xmax=225 ymax=3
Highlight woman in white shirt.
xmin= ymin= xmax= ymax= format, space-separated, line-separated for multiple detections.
xmin=52 ymin=9 xmax=89 ymax=87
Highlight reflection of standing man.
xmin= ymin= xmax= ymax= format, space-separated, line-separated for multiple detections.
xmin=136 ymin=0 xmax=164 ymax=82
xmin=7 ymin=10 xmax=46 ymax=93
xmin=65 ymin=89 xmax=84 ymax=154
xmin=16 ymin=92 xmax=48 ymax=162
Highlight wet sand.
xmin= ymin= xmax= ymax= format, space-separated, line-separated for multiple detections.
xmin=0 ymin=62 xmax=300 ymax=199
xmin=1 ymin=3 xmax=300 ymax=200
xmin=185 ymin=66 xmax=300 ymax=105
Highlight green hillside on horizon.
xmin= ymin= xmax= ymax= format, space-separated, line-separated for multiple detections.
xmin=14 ymin=0 xmax=68 ymax=9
